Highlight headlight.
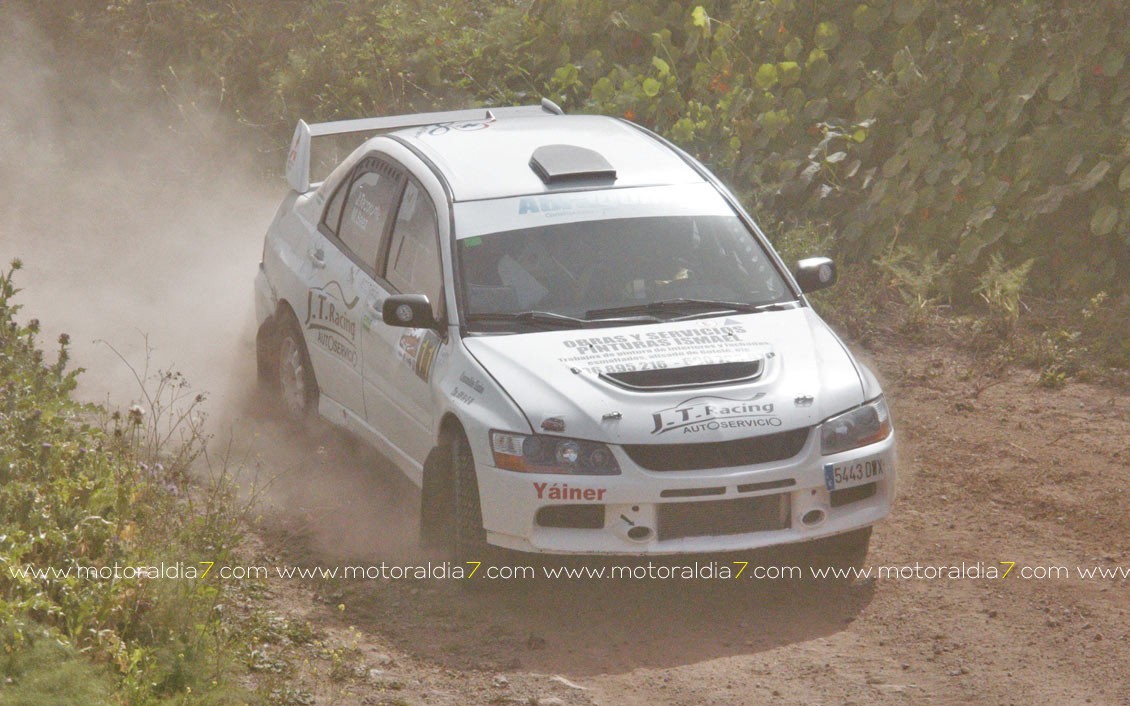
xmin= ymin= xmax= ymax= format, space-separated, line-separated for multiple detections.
xmin=490 ymin=431 xmax=620 ymax=475
xmin=820 ymin=397 xmax=892 ymax=455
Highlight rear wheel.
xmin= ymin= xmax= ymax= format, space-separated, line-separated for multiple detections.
xmin=276 ymin=313 xmax=318 ymax=420
xmin=255 ymin=320 xmax=277 ymax=385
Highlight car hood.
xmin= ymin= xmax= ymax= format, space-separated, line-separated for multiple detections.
xmin=462 ymin=308 xmax=866 ymax=445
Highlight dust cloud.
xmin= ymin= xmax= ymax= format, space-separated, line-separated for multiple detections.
xmin=0 ymin=10 xmax=421 ymax=561
xmin=0 ymin=11 xmax=275 ymax=409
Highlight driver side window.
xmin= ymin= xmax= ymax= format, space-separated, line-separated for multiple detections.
xmin=383 ymin=181 xmax=444 ymax=318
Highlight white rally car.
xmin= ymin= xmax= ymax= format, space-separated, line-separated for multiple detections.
xmin=254 ymin=100 xmax=895 ymax=560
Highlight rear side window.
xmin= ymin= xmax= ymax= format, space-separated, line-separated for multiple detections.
xmin=333 ymin=161 xmax=404 ymax=269
xmin=384 ymin=181 xmax=443 ymax=317
xmin=321 ymin=179 xmax=349 ymax=235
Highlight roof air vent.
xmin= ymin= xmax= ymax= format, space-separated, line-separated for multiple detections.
xmin=529 ymin=144 xmax=617 ymax=184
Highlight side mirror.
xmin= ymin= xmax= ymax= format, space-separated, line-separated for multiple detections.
xmin=382 ymin=294 xmax=438 ymax=329
xmin=794 ymin=257 xmax=837 ymax=293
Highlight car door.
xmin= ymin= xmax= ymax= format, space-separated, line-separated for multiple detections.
xmin=362 ymin=177 xmax=445 ymax=468
xmin=308 ymin=156 xmax=404 ymax=418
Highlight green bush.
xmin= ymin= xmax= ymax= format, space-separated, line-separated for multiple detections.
xmin=0 ymin=261 xmax=256 ymax=703
xmin=34 ymin=0 xmax=1129 ymax=305
xmin=512 ymin=1 xmax=1129 ymax=302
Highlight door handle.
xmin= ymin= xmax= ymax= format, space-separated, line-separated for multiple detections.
xmin=308 ymin=247 xmax=326 ymax=269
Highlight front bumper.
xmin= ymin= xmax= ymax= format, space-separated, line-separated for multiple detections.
xmin=474 ymin=427 xmax=895 ymax=555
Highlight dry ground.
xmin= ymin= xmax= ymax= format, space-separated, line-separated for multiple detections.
xmin=232 ymin=338 xmax=1130 ymax=706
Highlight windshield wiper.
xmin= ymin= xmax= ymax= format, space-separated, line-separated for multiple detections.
xmin=466 ymin=310 xmax=657 ymax=330
xmin=465 ymin=307 xmax=664 ymax=329
xmin=585 ymin=298 xmax=797 ymax=321
xmin=467 ymin=311 xmax=586 ymax=329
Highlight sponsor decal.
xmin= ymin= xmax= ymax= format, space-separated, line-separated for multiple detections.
xmin=414 ymin=121 xmax=492 ymax=137
xmin=458 ymin=372 xmax=485 ymax=394
xmin=451 ymin=387 xmax=475 ymax=406
xmin=450 ymin=371 xmax=483 ymax=406
xmin=561 ymin=325 xmax=745 ymax=352
xmin=286 ymin=127 xmax=301 ymax=170
xmin=347 ymin=187 xmax=380 ymax=231
xmin=534 ymin=482 xmax=607 ymax=502
xmin=306 ymin=283 xmax=360 ymax=367
xmin=651 ymin=393 xmax=781 ymax=435
xmin=557 ymin=322 xmax=770 ymax=375
xmin=517 ymin=190 xmax=662 ymax=218
xmin=397 ymin=329 xmax=441 ymax=381
xmin=794 ymin=395 xmax=815 ymax=407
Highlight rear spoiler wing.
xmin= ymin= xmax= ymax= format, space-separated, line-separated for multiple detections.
xmin=285 ymin=98 xmax=564 ymax=193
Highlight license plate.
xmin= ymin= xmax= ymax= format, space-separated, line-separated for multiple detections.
xmin=824 ymin=458 xmax=885 ymax=491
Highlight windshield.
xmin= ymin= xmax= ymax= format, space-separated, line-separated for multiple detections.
xmin=455 ymin=210 xmax=793 ymax=331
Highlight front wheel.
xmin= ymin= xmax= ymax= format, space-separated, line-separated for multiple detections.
xmin=451 ymin=432 xmax=489 ymax=563
xmin=800 ymin=526 xmax=872 ymax=576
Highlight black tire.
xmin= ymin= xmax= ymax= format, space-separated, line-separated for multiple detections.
xmin=255 ymin=319 xmax=278 ymax=386
xmin=451 ymin=431 xmax=488 ymax=563
xmin=275 ymin=312 xmax=318 ymax=421
xmin=419 ymin=443 xmax=454 ymax=551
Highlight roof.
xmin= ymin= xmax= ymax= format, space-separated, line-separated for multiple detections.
xmin=390 ymin=115 xmax=706 ymax=202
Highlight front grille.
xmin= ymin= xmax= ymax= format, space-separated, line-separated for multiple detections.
xmin=657 ymin=494 xmax=790 ymax=541
xmin=660 ymin=486 xmax=726 ymax=498
xmin=535 ymin=504 xmax=605 ymax=529
xmin=737 ymin=478 xmax=796 ymax=493
xmin=623 ymin=428 xmax=810 ymax=471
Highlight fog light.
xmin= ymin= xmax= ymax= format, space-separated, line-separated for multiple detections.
xmin=627 ymin=526 xmax=652 ymax=541
xmin=801 ymin=508 xmax=826 ymax=526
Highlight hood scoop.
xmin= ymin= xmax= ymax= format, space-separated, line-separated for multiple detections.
xmin=599 ymin=359 xmax=764 ymax=392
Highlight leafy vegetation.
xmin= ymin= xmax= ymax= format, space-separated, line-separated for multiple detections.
xmin=35 ymin=1 xmax=1129 ymax=302
xmin=0 ymin=261 xmax=259 ymax=703
xmin=30 ymin=0 xmax=1126 ymax=361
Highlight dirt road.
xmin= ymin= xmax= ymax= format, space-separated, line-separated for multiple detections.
xmin=236 ymin=340 xmax=1130 ymax=706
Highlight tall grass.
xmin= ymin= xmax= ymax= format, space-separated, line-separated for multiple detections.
xmin=0 ymin=260 xmax=262 ymax=704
